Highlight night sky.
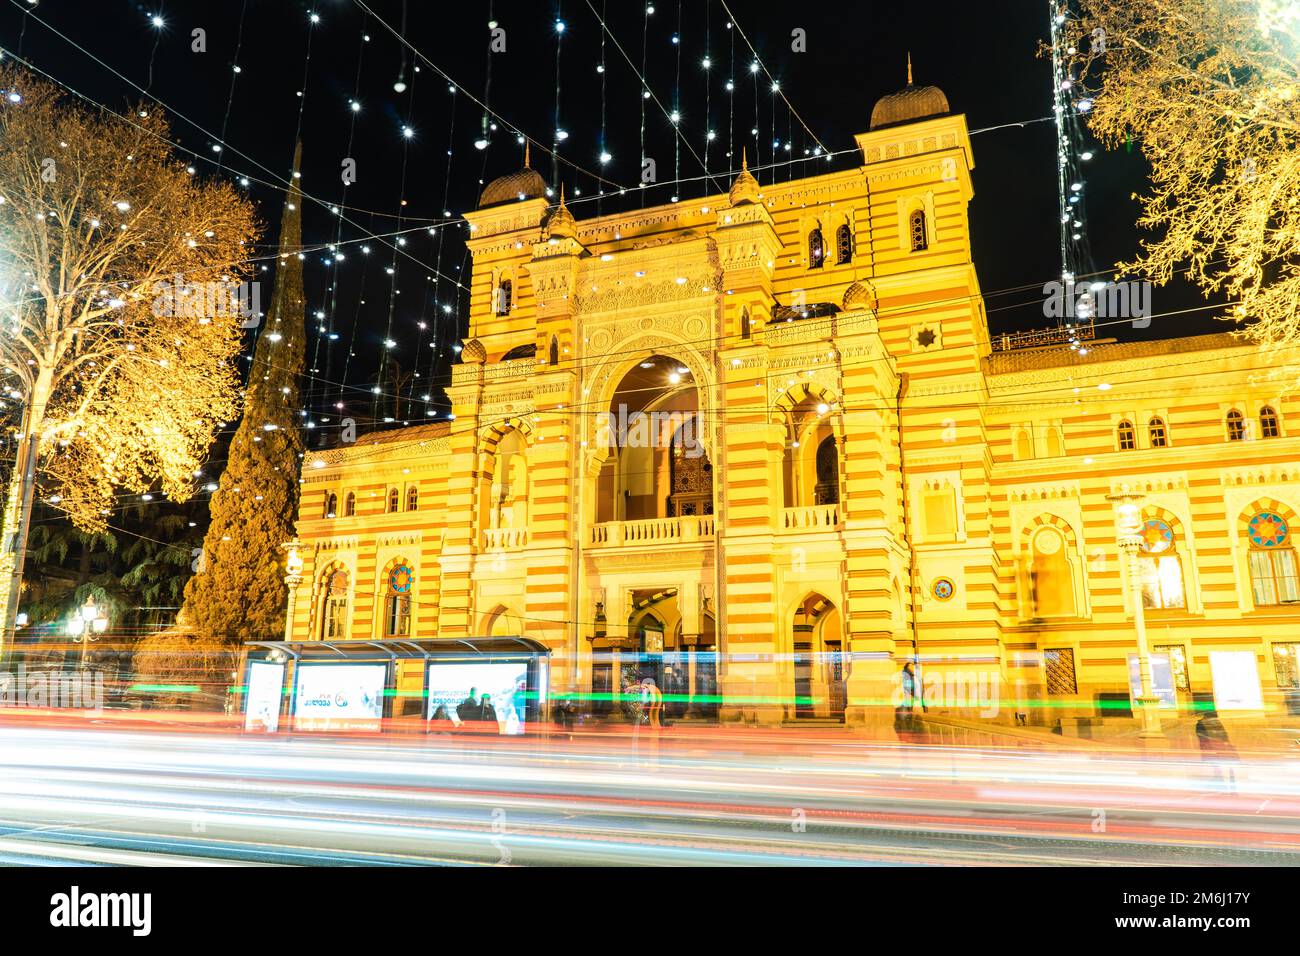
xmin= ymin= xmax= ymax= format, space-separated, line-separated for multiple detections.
xmin=0 ymin=0 xmax=1222 ymax=441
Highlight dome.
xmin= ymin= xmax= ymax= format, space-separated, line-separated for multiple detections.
xmin=478 ymin=167 xmax=548 ymax=208
xmin=842 ymin=280 xmax=877 ymax=311
xmin=729 ymin=149 xmax=760 ymax=206
xmin=544 ymin=185 xmax=577 ymax=240
xmin=478 ymin=145 xmax=547 ymax=208
xmin=461 ymin=338 xmax=486 ymax=363
xmin=869 ymin=56 xmax=949 ymax=130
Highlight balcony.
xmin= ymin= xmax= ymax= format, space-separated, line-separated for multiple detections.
xmin=589 ymin=514 xmax=715 ymax=547
xmin=482 ymin=527 xmax=529 ymax=550
xmin=781 ymin=504 xmax=842 ymax=531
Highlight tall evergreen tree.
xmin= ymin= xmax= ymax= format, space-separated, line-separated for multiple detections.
xmin=181 ymin=143 xmax=306 ymax=645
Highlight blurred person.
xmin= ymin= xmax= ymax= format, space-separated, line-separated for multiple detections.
xmin=429 ymin=704 xmax=455 ymax=735
xmin=480 ymin=693 xmax=498 ymax=729
xmin=1195 ymin=698 xmax=1239 ymax=792
xmin=641 ymin=677 xmax=663 ymax=728
xmin=895 ymin=661 xmax=922 ymax=743
xmin=640 ymin=677 xmax=663 ymax=767
xmin=457 ymin=687 xmax=481 ymax=723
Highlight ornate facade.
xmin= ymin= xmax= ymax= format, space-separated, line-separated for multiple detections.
xmin=285 ymin=79 xmax=1300 ymax=727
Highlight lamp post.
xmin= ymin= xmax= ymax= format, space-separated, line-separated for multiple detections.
xmin=280 ymin=539 xmax=305 ymax=642
xmin=1106 ymin=491 xmax=1166 ymax=740
xmin=67 ymin=595 xmax=109 ymax=670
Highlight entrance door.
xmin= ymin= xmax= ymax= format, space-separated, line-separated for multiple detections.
xmin=794 ymin=641 xmax=814 ymax=717
xmin=825 ymin=640 xmax=846 ymax=719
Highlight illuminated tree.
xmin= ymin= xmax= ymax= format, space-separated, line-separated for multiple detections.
xmin=180 ymin=144 xmax=306 ymax=646
xmin=0 ymin=65 xmax=259 ymax=644
xmin=1061 ymin=1 xmax=1300 ymax=356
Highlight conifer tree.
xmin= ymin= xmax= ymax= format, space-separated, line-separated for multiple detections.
xmin=181 ymin=143 xmax=306 ymax=645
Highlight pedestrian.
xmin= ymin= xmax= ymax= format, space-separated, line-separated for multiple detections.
xmin=1195 ymin=699 xmax=1239 ymax=793
xmin=894 ymin=661 xmax=922 ymax=743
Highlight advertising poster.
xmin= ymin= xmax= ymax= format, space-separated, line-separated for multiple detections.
xmin=294 ymin=663 xmax=387 ymax=731
xmin=427 ymin=662 xmax=529 ymax=735
xmin=244 ymin=661 xmax=285 ymax=732
xmin=1209 ymin=651 xmax=1265 ymax=711
xmin=1126 ymin=653 xmax=1177 ymax=709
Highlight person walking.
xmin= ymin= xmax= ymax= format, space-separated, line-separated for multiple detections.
xmin=1195 ymin=699 xmax=1239 ymax=793
xmin=894 ymin=661 xmax=922 ymax=744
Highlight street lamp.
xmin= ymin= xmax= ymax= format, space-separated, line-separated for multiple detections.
xmin=1106 ymin=490 xmax=1166 ymax=740
xmin=280 ymin=538 xmax=306 ymax=642
xmin=67 ymin=596 xmax=109 ymax=670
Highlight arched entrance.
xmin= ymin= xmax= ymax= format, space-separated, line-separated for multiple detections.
xmin=589 ymin=587 xmax=719 ymax=720
xmin=595 ymin=355 xmax=712 ymax=523
xmin=791 ymin=593 xmax=846 ymax=721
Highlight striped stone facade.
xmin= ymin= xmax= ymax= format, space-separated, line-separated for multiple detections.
xmin=286 ymin=104 xmax=1300 ymax=727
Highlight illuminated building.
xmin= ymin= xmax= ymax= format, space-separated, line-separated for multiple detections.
xmin=288 ymin=75 xmax=1300 ymax=727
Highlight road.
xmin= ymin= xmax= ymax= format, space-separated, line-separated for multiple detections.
xmin=0 ymin=720 xmax=1297 ymax=865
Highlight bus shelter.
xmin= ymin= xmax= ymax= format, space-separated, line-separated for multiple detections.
xmin=240 ymin=637 xmax=550 ymax=735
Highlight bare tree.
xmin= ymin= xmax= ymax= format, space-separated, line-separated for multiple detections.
xmin=0 ymin=65 xmax=260 ymax=647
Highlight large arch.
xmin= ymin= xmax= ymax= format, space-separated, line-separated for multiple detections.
xmin=583 ymin=330 xmax=717 ymax=470
xmin=591 ymin=354 xmax=713 ymax=523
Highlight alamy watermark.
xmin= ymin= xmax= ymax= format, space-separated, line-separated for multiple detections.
xmin=1043 ymin=279 xmax=1152 ymax=327
xmin=594 ymin=404 xmax=704 ymax=458
xmin=892 ymin=668 xmax=1000 ymax=718
xmin=0 ymin=664 xmax=104 ymax=711
xmin=151 ymin=274 xmax=261 ymax=327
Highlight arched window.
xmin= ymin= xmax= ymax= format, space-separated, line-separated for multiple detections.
xmin=321 ymin=569 xmax=350 ymax=639
xmin=1028 ymin=527 xmax=1075 ymax=618
xmin=1247 ymin=510 xmax=1300 ymax=605
xmin=387 ymin=487 xmax=400 ymax=513
xmin=1227 ymin=409 xmax=1246 ymax=441
xmin=909 ymin=209 xmax=928 ymax=252
xmin=324 ymin=493 xmax=338 ymax=519
xmin=384 ymin=562 xmax=413 ymax=638
xmin=1137 ymin=518 xmax=1184 ymax=609
xmin=1014 ymin=429 xmax=1032 ymax=461
xmin=667 ymin=415 xmax=713 ymax=517
xmin=740 ymin=308 xmax=751 ymax=340
xmin=1044 ymin=427 xmax=1063 ymax=458
xmin=814 ymin=435 xmax=839 ymax=505
xmin=495 ymin=278 xmax=512 ymax=316
xmin=1117 ymin=420 xmax=1136 ymax=451
xmin=549 ymin=335 xmax=559 ymax=366
xmin=1148 ymin=417 xmax=1168 ymax=448
xmin=1261 ymin=406 xmax=1281 ymax=438
xmin=344 ymin=492 xmax=356 ymax=517
xmin=406 ymin=486 xmax=418 ymax=512
xmin=808 ymin=228 xmax=825 ymax=269
xmin=835 ymin=224 xmax=853 ymax=264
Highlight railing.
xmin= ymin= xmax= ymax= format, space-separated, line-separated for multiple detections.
xmin=782 ymin=504 xmax=841 ymax=531
xmin=589 ymin=514 xmax=715 ymax=546
xmin=482 ymin=527 xmax=529 ymax=550
xmin=990 ymin=322 xmax=1096 ymax=353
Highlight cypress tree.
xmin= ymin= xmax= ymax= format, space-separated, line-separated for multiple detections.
xmin=181 ymin=143 xmax=306 ymax=645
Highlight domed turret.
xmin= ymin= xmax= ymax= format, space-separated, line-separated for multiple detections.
xmin=729 ymin=149 xmax=761 ymax=206
xmin=478 ymin=142 xmax=548 ymax=208
xmin=544 ymin=185 xmax=577 ymax=240
xmin=869 ymin=54 xmax=950 ymax=130
xmin=461 ymin=338 xmax=487 ymax=364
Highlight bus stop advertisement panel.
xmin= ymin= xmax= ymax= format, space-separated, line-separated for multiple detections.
xmin=242 ymin=639 xmax=551 ymax=735
xmin=426 ymin=655 xmax=548 ymax=734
